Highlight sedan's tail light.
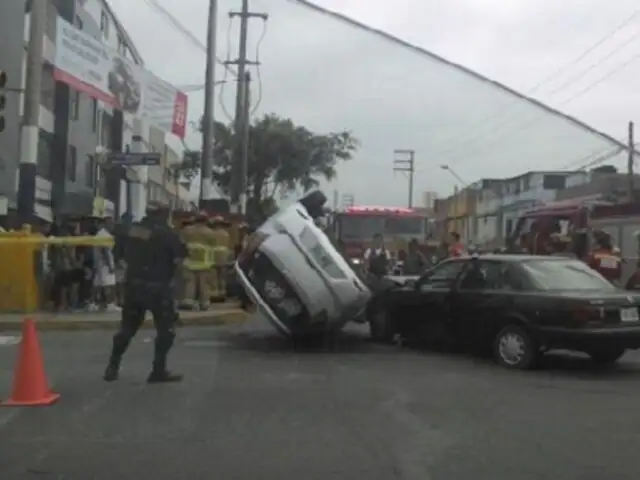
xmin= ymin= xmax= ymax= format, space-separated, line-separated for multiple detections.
xmin=238 ymin=231 xmax=268 ymax=263
xmin=569 ymin=306 xmax=604 ymax=324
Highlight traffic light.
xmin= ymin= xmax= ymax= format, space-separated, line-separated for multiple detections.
xmin=0 ymin=70 xmax=6 ymax=133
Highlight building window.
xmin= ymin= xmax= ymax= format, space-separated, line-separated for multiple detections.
xmin=73 ymin=15 xmax=83 ymax=30
xmin=40 ymin=64 xmax=55 ymax=113
xmin=100 ymin=10 xmax=109 ymax=38
xmin=37 ymin=129 xmax=54 ymax=179
xmin=101 ymin=112 xmax=112 ymax=148
xmin=91 ymin=98 xmax=98 ymax=132
xmin=86 ymin=154 xmax=96 ymax=189
xmin=70 ymin=90 xmax=80 ymax=120
xmin=67 ymin=145 xmax=77 ymax=182
xmin=543 ymin=174 xmax=566 ymax=190
xmin=505 ymin=219 xmax=513 ymax=237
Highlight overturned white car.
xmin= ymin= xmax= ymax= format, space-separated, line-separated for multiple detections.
xmin=234 ymin=191 xmax=371 ymax=338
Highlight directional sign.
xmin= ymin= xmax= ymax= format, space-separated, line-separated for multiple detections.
xmin=107 ymin=152 xmax=161 ymax=167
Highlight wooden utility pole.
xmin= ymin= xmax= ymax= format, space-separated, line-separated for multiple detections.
xmin=199 ymin=0 xmax=218 ymax=207
xmin=226 ymin=0 xmax=267 ymax=215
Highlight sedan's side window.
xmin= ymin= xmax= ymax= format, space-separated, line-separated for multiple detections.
xmin=420 ymin=261 xmax=466 ymax=287
xmin=458 ymin=261 xmax=522 ymax=291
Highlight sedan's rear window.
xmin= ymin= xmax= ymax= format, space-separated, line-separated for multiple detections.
xmin=521 ymin=259 xmax=616 ymax=292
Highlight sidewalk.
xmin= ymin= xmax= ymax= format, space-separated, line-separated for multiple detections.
xmin=0 ymin=303 xmax=249 ymax=331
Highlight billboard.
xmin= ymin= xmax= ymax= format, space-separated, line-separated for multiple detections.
xmin=53 ymin=17 xmax=188 ymax=138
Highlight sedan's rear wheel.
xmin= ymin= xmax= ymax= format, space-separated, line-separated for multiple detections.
xmin=587 ymin=347 xmax=626 ymax=365
xmin=494 ymin=325 xmax=538 ymax=370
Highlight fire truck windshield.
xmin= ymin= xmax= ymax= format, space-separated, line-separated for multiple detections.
xmin=337 ymin=214 xmax=425 ymax=240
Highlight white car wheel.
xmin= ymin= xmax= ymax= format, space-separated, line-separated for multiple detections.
xmin=494 ymin=325 xmax=538 ymax=370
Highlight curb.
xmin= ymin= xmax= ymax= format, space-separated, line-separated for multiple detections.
xmin=0 ymin=310 xmax=249 ymax=332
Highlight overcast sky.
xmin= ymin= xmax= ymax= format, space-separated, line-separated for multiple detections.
xmin=108 ymin=0 xmax=640 ymax=206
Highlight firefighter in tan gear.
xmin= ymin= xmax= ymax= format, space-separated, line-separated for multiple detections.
xmin=180 ymin=212 xmax=216 ymax=310
xmin=208 ymin=216 xmax=231 ymax=302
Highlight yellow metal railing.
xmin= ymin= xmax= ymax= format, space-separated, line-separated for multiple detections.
xmin=0 ymin=230 xmax=114 ymax=313
xmin=0 ymin=229 xmax=231 ymax=312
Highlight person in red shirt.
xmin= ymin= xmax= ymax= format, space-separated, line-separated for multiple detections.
xmin=587 ymin=230 xmax=622 ymax=285
xmin=448 ymin=232 xmax=465 ymax=258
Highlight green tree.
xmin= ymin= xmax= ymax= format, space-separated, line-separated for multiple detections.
xmin=182 ymin=114 xmax=359 ymax=217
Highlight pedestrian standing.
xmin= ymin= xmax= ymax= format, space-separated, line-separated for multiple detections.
xmin=363 ymin=233 xmax=390 ymax=277
xmin=448 ymin=232 xmax=466 ymax=258
xmin=91 ymin=216 xmax=120 ymax=312
xmin=103 ymin=202 xmax=187 ymax=383
xmin=403 ymin=239 xmax=428 ymax=274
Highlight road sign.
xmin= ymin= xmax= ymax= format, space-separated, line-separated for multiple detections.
xmin=107 ymin=152 xmax=161 ymax=167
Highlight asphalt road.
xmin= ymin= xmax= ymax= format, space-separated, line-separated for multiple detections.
xmin=2 ymin=319 xmax=640 ymax=479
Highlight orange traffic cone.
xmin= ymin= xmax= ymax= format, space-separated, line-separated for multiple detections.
xmin=2 ymin=318 xmax=59 ymax=406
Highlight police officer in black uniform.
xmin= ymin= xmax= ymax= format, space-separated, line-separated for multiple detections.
xmin=103 ymin=202 xmax=187 ymax=383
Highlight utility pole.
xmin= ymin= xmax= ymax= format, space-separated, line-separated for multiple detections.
xmin=200 ymin=0 xmax=219 ymax=207
xmin=239 ymin=71 xmax=251 ymax=213
xmin=393 ymin=149 xmax=416 ymax=208
xmin=226 ymin=0 xmax=267 ymax=215
xmin=17 ymin=0 xmax=47 ymax=226
xmin=628 ymin=120 xmax=635 ymax=201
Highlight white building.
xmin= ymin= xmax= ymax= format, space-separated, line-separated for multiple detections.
xmin=9 ymin=0 xmax=188 ymax=224
xmin=421 ymin=191 xmax=437 ymax=210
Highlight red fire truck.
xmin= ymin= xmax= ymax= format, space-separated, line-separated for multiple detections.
xmin=331 ymin=205 xmax=438 ymax=266
xmin=508 ymin=195 xmax=640 ymax=283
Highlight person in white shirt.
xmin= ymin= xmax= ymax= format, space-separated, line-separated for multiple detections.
xmin=91 ymin=216 xmax=120 ymax=312
xmin=363 ymin=233 xmax=390 ymax=276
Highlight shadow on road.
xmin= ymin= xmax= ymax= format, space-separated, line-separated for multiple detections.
xmin=194 ymin=327 xmax=389 ymax=355
xmin=533 ymin=352 xmax=640 ymax=380
xmin=391 ymin=339 xmax=640 ymax=379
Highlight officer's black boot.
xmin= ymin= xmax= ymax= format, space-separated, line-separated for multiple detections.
xmin=147 ymin=355 xmax=183 ymax=383
xmin=103 ymin=332 xmax=131 ymax=381
xmin=147 ymin=331 xmax=182 ymax=383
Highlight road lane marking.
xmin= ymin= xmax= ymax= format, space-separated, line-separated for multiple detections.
xmin=0 ymin=335 xmax=20 ymax=346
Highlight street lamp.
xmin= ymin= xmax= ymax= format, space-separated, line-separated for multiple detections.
xmin=440 ymin=164 xmax=467 ymax=186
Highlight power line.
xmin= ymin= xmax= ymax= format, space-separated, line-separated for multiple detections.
xmin=527 ymin=8 xmax=640 ymax=94
xmin=141 ymin=0 xmax=238 ymax=78
xmin=439 ymin=48 xmax=640 ymax=169
xmin=559 ymin=143 xmax=625 ymax=170
xmin=428 ymin=8 xmax=640 ymax=159
xmin=217 ymin=15 xmax=236 ymax=122
xmin=545 ymin=31 xmax=640 ymax=97
xmin=251 ymin=18 xmax=268 ymax=116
